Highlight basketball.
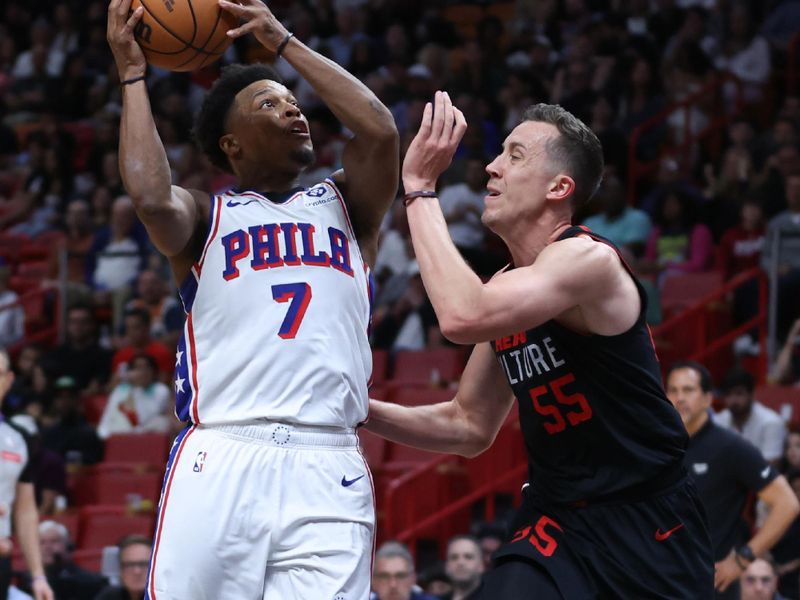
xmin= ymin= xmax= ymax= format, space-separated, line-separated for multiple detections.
xmin=130 ymin=0 xmax=239 ymax=72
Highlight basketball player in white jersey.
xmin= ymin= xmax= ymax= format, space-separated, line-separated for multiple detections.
xmin=107 ymin=0 xmax=399 ymax=597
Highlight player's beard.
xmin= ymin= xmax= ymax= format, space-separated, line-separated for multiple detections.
xmin=290 ymin=146 xmax=315 ymax=168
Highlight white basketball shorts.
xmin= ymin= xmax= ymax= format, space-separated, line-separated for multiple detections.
xmin=145 ymin=421 xmax=375 ymax=600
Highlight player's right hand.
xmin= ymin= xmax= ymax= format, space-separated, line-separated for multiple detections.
xmin=402 ymin=90 xmax=467 ymax=193
xmin=107 ymin=0 xmax=147 ymax=81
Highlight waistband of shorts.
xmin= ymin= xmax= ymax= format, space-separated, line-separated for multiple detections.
xmin=201 ymin=420 xmax=359 ymax=448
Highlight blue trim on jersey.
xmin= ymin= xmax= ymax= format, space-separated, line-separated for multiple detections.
xmin=177 ymin=272 xmax=198 ymax=314
xmin=174 ymin=333 xmax=193 ymax=422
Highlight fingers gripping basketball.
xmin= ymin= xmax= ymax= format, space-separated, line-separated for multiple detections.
xmin=130 ymin=0 xmax=238 ymax=72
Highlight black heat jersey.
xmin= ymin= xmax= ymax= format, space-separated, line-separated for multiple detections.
xmin=493 ymin=226 xmax=687 ymax=504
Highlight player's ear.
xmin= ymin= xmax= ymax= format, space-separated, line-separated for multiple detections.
xmin=546 ymin=174 xmax=575 ymax=203
xmin=220 ymin=134 xmax=241 ymax=161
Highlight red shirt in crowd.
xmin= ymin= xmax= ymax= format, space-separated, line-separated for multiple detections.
xmin=715 ymin=226 xmax=765 ymax=280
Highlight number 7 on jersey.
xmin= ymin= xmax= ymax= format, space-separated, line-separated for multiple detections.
xmin=271 ymin=283 xmax=312 ymax=339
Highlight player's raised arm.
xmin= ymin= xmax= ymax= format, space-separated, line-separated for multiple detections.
xmin=107 ymin=0 xmax=208 ymax=267
xmin=219 ymin=0 xmax=399 ymax=264
xmin=366 ymin=343 xmax=515 ymax=457
xmin=401 ymin=92 xmax=638 ymax=343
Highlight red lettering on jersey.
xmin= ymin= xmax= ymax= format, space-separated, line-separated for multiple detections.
xmin=530 ymin=385 xmax=566 ymax=434
xmin=512 ymin=332 xmax=527 ymax=346
xmin=551 ymin=373 xmax=592 ymax=426
xmin=1 ymin=451 xmax=21 ymax=463
xmin=531 ymin=516 xmax=562 ymax=557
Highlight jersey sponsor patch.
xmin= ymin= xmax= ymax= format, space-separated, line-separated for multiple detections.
xmin=692 ymin=463 xmax=708 ymax=475
xmin=1 ymin=451 xmax=21 ymax=463
xmin=304 ymin=193 xmax=338 ymax=208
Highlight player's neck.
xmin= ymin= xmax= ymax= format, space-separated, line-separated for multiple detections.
xmin=235 ymin=165 xmax=301 ymax=194
xmin=506 ymin=217 xmax=572 ymax=267
xmin=687 ymin=410 xmax=710 ymax=437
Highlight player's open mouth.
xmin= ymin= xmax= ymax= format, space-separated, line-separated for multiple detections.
xmin=485 ymin=187 xmax=501 ymax=200
xmin=287 ymin=121 xmax=310 ymax=137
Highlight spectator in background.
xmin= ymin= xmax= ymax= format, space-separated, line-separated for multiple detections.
xmin=416 ymin=566 xmax=451 ymax=597
xmin=761 ymin=173 xmax=800 ymax=336
xmin=4 ymin=345 xmax=47 ymax=418
xmin=739 ymin=557 xmax=788 ymax=600
xmin=714 ymin=368 xmax=787 ymax=465
xmin=440 ymin=535 xmax=484 ymax=600
xmin=474 ymin=522 xmax=504 ymax=570
xmin=110 ymin=309 xmax=173 ymax=384
xmin=437 ymin=158 xmax=489 ymax=276
xmin=771 ymin=320 xmax=800 ymax=388
xmin=772 ymin=470 xmax=800 ymax=599
xmin=124 ymin=270 xmax=179 ymax=341
xmin=370 ymin=541 xmax=437 ymax=600
xmin=715 ymin=198 xmax=765 ymax=281
xmin=641 ymin=188 xmax=714 ymax=285
xmin=43 ymin=199 xmax=94 ymax=305
xmin=94 ymin=535 xmax=151 ymax=600
xmin=97 ymin=354 xmax=171 ymax=440
xmin=782 ymin=430 xmax=800 ymax=474
xmin=582 ymin=174 xmax=651 ymax=257
xmin=713 ymin=2 xmax=771 ymax=104
xmin=665 ymin=361 xmax=799 ymax=599
xmin=23 ymin=520 xmax=107 ymax=600
xmin=42 ymin=304 xmax=112 ymax=396
xmin=0 ymin=259 xmax=24 ymax=349
xmin=86 ymin=196 xmax=147 ymax=330
xmin=39 ymin=376 xmax=103 ymax=466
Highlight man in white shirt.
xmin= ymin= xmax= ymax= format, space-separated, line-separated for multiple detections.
xmin=714 ymin=367 xmax=787 ymax=465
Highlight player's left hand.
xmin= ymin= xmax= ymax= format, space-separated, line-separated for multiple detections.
xmin=31 ymin=576 xmax=54 ymax=600
xmin=219 ymin=0 xmax=289 ymax=52
xmin=402 ymin=90 xmax=467 ymax=193
xmin=713 ymin=551 xmax=743 ymax=592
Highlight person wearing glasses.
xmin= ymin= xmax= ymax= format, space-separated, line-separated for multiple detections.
xmin=94 ymin=536 xmax=151 ymax=600
xmin=371 ymin=541 xmax=437 ymax=600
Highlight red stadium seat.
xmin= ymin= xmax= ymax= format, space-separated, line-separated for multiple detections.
xmin=92 ymin=471 xmax=162 ymax=506
xmin=357 ymin=429 xmax=386 ymax=471
xmin=78 ymin=505 xmax=156 ymax=550
xmin=756 ymin=385 xmax=800 ymax=427
xmin=71 ymin=548 xmax=104 ymax=573
xmin=16 ymin=260 xmax=49 ymax=280
xmin=660 ymin=271 xmax=724 ymax=319
xmin=371 ymin=349 xmax=389 ymax=384
xmin=83 ymin=394 xmax=108 ymax=426
xmin=18 ymin=244 xmax=50 ymax=262
xmin=388 ymin=385 xmax=455 ymax=407
xmin=392 ymin=348 xmax=467 ymax=385
xmin=104 ymin=432 xmax=172 ymax=468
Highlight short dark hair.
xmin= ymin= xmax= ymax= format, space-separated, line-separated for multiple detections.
xmin=130 ymin=352 xmax=158 ymax=374
xmin=521 ymin=103 xmax=604 ymax=209
xmin=124 ymin=307 xmax=151 ymax=327
xmin=117 ymin=534 xmax=152 ymax=554
xmin=666 ymin=360 xmax=713 ymax=392
xmin=194 ymin=64 xmax=283 ymax=173
xmin=720 ymin=367 xmax=755 ymax=393
xmin=446 ymin=534 xmax=481 ymax=555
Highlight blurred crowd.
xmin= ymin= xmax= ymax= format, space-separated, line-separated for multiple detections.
xmin=2 ymin=0 xmax=800 ymax=598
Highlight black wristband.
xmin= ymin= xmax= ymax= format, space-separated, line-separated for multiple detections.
xmin=276 ymin=33 xmax=294 ymax=58
xmin=403 ymin=190 xmax=437 ymax=207
xmin=120 ymin=75 xmax=146 ymax=87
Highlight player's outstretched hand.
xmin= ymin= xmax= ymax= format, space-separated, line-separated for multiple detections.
xmin=402 ymin=90 xmax=468 ymax=193
xmin=219 ymin=0 xmax=289 ymax=53
xmin=106 ymin=0 xmax=146 ymax=81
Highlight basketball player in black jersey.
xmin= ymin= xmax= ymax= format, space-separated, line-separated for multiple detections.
xmin=367 ymin=93 xmax=714 ymax=598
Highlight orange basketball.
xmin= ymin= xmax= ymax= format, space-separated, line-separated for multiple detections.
xmin=130 ymin=0 xmax=239 ymax=72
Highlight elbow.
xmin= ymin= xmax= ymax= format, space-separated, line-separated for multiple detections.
xmin=439 ymin=312 xmax=485 ymax=345
xmin=457 ymin=426 xmax=496 ymax=458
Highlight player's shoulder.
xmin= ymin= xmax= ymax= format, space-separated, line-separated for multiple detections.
xmin=541 ymin=234 xmax=620 ymax=273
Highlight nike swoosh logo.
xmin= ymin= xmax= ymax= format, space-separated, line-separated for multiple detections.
xmin=226 ymin=199 xmax=258 ymax=207
xmin=655 ymin=523 xmax=684 ymax=541
xmin=341 ymin=474 xmax=365 ymax=487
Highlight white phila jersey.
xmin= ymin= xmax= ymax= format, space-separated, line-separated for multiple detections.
xmin=174 ymin=178 xmax=373 ymax=428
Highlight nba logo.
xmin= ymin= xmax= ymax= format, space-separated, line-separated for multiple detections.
xmin=193 ymin=451 xmax=207 ymax=473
